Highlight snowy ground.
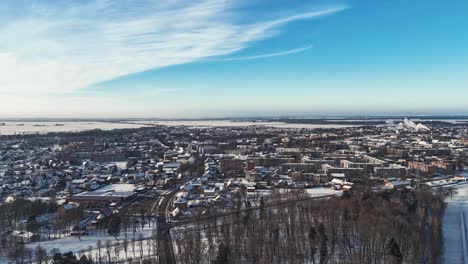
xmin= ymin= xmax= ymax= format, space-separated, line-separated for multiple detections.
xmin=0 ymin=122 xmax=149 ymax=135
xmin=96 ymin=184 xmax=137 ymax=192
xmin=442 ymin=182 xmax=468 ymax=264
xmin=305 ymin=187 xmax=342 ymax=197
xmin=26 ymin=220 xmax=157 ymax=259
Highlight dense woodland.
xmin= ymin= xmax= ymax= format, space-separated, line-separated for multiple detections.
xmin=173 ymin=188 xmax=449 ymax=264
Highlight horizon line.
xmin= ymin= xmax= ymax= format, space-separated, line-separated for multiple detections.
xmin=1 ymin=114 xmax=468 ymax=122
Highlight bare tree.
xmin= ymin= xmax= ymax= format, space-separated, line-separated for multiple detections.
xmin=151 ymin=229 xmax=159 ymax=261
xmin=96 ymin=239 xmax=102 ymax=264
xmin=87 ymin=245 xmax=93 ymax=262
xmin=131 ymin=237 xmax=136 ymax=258
xmin=105 ymin=239 xmax=112 ymax=263
xmin=35 ymin=245 xmax=47 ymax=264
xmin=146 ymin=239 xmax=152 ymax=259
xmin=122 ymin=238 xmax=129 ymax=260
xmin=24 ymin=247 xmax=33 ymax=263
xmin=114 ymin=241 xmax=121 ymax=261
xmin=138 ymin=233 xmax=144 ymax=259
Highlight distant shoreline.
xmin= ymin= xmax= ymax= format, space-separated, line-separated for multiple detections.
xmin=1 ymin=115 xmax=468 ymax=123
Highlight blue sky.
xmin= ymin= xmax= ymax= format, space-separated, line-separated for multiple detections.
xmin=0 ymin=0 xmax=467 ymax=118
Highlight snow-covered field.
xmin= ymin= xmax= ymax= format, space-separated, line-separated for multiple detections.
xmin=442 ymin=183 xmax=468 ymax=263
xmin=97 ymin=184 xmax=137 ymax=193
xmin=137 ymin=120 xmax=357 ymax=129
xmin=0 ymin=122 xmax=149 ymax=135
xmin=26 ymin=220 xmax=157 ymax=259
xmin=305 ymin=187 xmax=342 ymax=197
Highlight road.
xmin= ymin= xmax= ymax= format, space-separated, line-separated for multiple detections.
xmin=156 ymin=189 xmax=179 ymax=264
xmin=442 ymin=183 xmax=468 ymax=263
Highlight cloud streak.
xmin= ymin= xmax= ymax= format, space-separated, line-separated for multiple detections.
xmin=208 ymin=45 xmax=314 ymax=62
xmin=0 ymin=1 xmax=347 ymax=95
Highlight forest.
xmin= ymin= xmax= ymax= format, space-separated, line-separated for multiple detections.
xmin=173 ymin=188 xmax=449 ymax=264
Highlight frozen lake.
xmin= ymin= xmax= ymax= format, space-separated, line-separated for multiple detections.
xmin=0 ymin=120 xmax=359 ymax=136
xmin=0 ymin=122 xmax=149 ymax=135
xmin=138 ymin=120 xmax=357 ymax=129
xmin=442 ymin=183 xmax=468 ymax=263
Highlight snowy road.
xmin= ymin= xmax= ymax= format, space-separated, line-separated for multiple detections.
xmin=442 ymin=183 xmax=468 ymax=263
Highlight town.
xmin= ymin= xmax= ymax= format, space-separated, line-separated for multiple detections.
xmin=0 ymin=119 xmax=467 ymax=263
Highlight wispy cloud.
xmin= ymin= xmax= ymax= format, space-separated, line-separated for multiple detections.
xmin=209 ymin=45 xmax=314 ymax=62
xmin=0 ymin=1 xmax=347 ymax=95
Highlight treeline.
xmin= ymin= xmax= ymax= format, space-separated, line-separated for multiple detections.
xmin=0 ymin=198 xmax=57 ymax=238
xmin=0 ymin=199 xmax=57 ymax=260
xmin=173 ymin=188 xmax=448 ymax=264
xmin=0 ymin=199 xmax=56 ymax=229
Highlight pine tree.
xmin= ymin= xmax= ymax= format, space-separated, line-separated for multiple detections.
xmin=215 ymin=242 xmax=230 ymax=264
xmin=108 ymin=215 xmax=121 ymax=238
xmin=309 ymin=226 xmax=318 ymax=264
xmin=259 ymin=197 xmax=266 ymax=221
xmin=318 ymin=223 xmax=328 ymax=264
xmin=79 ymin=255 xmax=92 ymax=264
xmin=387 ymin=238 xmax=403 ymax=264
xmin=52 ymin=252 xmax=79 ymax=264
